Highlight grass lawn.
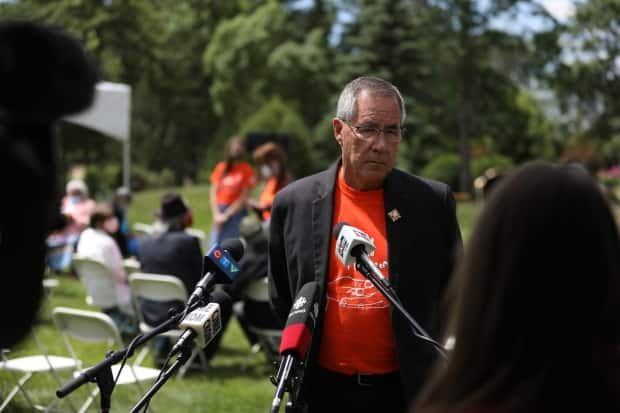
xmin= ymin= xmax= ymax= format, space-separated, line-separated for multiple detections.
xmin=1 ymin=185 xmax=480 ymax=413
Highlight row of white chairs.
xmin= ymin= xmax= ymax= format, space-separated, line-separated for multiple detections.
xmin=0 ymin=255 xmax=282 ymax=411
xmin=70 ymin=256 xmax=209 ymax=378
xmin=0 ymin=307 xmax=161 ymax=413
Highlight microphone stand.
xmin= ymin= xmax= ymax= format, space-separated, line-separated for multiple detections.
xmin=129 ymin=343 xmax=193 ymax=413
xmin=354 ymin=254 xmax=447 ymax=359
xmin=270 ymin=355 xmax=295 ymax=413
xmin=56 ymin=305 xmax=193 ymax=410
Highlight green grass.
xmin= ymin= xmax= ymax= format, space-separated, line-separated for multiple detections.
xmin=1 ymin=185 xmax=480 ymax=413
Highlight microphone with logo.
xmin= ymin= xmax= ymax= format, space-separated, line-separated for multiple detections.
xmin=129 ymin=290 xmax=233 ymax=413
xmin=169 ymin=290 xmax=233 ymax=357
xmin=270 ymin=281 xmax=320 ymax=413
xmin=333 ymin=222 xmax=447 ymax=358
xmin=186 ymin=238 xmax=244 ymax=310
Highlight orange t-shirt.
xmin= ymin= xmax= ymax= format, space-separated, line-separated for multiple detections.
xmin=317 ymin=168 xmax=398 ymax=375
xmin=258 ymin=174 xmax=291 ymax=221
xmin=258 ymin=177 xmax=279 ymax=221
xmin=210 ymin=161 xmax=255 ymax=205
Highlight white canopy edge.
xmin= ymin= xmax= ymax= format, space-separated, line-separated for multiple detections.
xmin=64 ymin=81 xmax=131 ymax=141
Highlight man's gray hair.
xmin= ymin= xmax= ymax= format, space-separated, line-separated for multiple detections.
xmin=336 ymin=76 xmax=406 ymax=125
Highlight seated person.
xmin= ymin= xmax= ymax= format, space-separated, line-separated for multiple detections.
xmin=230 ymin=216 xmax=283 ymax=354
xmin=247 ymin=142 xmax=292 ymax=222
xmin=76 ymin=203 xmax=137 ymax=339
xmin=137 ymin=193 xmax=229 ymax=363
xmin=47 ymin=179 xmax=96 ymax=272
xmin=413 ymin=162 xmax=620 ymax=413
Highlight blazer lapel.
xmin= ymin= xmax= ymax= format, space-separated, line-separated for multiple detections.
xmin=311 ymin=162 xmax=339 ymax=284
xmin=384 ymin=170 xmax=414 ymax=291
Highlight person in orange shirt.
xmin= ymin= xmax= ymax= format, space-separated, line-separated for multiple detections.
xmin=268 ymin=77 xmax=462 ymax=413
xmin=209 ymin=136 xmax=256 ymax=245
xmin=247 ymin=141 xmax=292 ymax=222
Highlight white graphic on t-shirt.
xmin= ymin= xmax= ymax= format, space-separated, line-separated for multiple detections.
xmin=326 ymin=276 xmax=390 ymax=309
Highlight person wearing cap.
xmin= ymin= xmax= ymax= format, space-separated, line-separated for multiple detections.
xmin=61 ymin=179 xmax=96 ymax=233
xmin=247 ymin=141 xmax=292 ymax=222
xmin=137 ymin=193 xmax=228 ymax=364
xmin=46 ymin=178 xmax=96 ymax=272
xmin=76 ymin=203 xmax=137 ymax=339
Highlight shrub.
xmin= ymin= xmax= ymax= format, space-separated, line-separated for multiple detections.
xmin=421 ymin=153 xmax=461 ymax=190
xmin=83 ymin=163 xmax=121 ymax=199
xmin=471 ymin=154 xmax=514 ymax=179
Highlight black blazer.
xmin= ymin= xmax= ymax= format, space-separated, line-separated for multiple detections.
xmin=268 ymin=161 xmax=462 ymax=403
xmin=137 ymin=229 xmax=203 ymax=324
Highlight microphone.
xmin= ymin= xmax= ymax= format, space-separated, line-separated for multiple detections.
xmin=332 ymin=222 xmax=448 ymax=358
xmin=332 ymin=222 xmax=392 ymax=291
xmin=187 ymin=238 xmax=244 ymax=308
xmin=170 ymin=290 xmax=232 ymax=355
xmin=271 ymin=282 xmax=320 ymax=413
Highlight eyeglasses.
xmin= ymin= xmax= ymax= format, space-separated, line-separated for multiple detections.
xmin=340 ymin=119 xmax=405 ymax=143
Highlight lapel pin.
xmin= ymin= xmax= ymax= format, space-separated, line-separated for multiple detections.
xmin=388 ymin=208 xmax=401 ymax=222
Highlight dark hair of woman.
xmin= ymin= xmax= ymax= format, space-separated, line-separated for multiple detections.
xmin=414 ymin=162 xmax=620 ymax=413
xmin=252 ymin=141 xmax=290 ymax=190
xmin=224 ymin=136 xmax=245 ymax=174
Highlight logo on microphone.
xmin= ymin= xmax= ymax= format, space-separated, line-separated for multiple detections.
xmin=337 ymin=235 xmax=349 ymax=259
xmin=292 ymin=296 xmax=307 ymax=310
xmin=352 ymin=228 xmax=371 ymax=241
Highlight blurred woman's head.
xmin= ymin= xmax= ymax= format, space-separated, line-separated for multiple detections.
xmin=415 ymin=162 xmax=620 ymax=413
xmin=252 ymin=141 xmax=287 ymax=181
xmin=226 ymin=136 xmax=246 ymax=161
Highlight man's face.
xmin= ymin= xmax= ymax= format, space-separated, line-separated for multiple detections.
xmin=333 ymin=90 xmax=401 ymax=191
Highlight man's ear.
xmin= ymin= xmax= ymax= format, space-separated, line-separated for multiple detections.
xmin=333 ymin=118 xmax=343 ymax=146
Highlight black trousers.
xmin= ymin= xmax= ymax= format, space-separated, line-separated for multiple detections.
xmin=304 ymin=367 xmax=407 ymax=413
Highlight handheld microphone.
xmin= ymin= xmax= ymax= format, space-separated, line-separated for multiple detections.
xmin=170 ymin=290 xmax=232 ymax=355
xmin=271 ymin=282 xmax=320 ymax=413
xmin=187 ymin=238 xmax=244 ymax=308
xmin=332 ymin=222 xmax=392 ymax=290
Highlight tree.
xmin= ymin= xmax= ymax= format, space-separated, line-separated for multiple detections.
xmin=551 ymin=0 xmax=620 ymax=165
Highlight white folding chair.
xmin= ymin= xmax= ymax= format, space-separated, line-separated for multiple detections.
xmin=71 ymin=254 xmax=134 ymax=317
xmin=240 ymin=277 xmax=283 ymax=364
xmin=132 ymin=223 xmax=154 ymax=238
xmin=128 ymin=273 xmax=208 ymax=378
xmin=123 ymin=257 xmax=141 ymax=277
xmin=52 ymin=307 xmax=160 ymax=413
xmin=0 ymin=333 xmax=80 ymax=412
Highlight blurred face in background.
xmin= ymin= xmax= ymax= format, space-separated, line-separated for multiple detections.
xmin=228 ymin=138 xmax=245 ymax=160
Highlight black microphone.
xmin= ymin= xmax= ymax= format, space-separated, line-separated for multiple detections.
xmin=170 ymin=290 xmax=232 ymax=356
xmin=186 ymin=238 xmax=244 ymax=308
xmin=271 ymin=281 xmax=320 ymax=413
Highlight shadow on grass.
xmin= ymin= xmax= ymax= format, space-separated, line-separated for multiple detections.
xmin=178 ymin=357 xmax=275 ymax=381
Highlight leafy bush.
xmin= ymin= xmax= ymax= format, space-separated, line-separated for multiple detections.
xmin=471 ymin=154 xmax=514 ymax=179
xmin=83 ymin=163 xmax=121 ymax=200
xmin=239 ymin=96 xmax=316 ymax=178
xmin=421 ymin=153 xmax=461 ymax=190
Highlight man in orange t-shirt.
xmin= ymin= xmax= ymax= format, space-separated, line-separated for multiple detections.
xmin=268 ymin=77 xmax=462 ymax=412
xmin=209 ymin=136 xmax=255 ymax=245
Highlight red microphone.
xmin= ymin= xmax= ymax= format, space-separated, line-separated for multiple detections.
xmin=271 ymin=282 xmax=320 ymax=413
